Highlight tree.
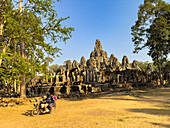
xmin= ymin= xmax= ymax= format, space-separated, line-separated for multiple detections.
xmin=0 ymin=0 xmax=74 ymax=97
xmin=131 ymin=0 xmax=170 ymax=84
xmin=48 ymin=64 xmax=60 ymax=72
xmin=162 ymin=60 xmax=170 ymax=75
xmin=137 ymin=61 xmax=149 ymax=71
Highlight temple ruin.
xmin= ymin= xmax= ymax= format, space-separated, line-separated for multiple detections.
xmin=26 ymin=39 xmax=169 ymax=97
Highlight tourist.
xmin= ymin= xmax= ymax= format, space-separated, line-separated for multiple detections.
xmin=46 ymin=93 xmax=55 ymax=110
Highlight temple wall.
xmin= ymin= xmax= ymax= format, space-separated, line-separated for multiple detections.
xmin=25 ymin=39 xmax=169 ymax=97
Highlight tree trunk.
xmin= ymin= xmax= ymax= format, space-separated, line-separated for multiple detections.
xmin=0 ymin=0 xmax=5 ymax=66
xmin=19 ymin=0 xmax=26 ymax=98
xmin=158 ymin=63 xmax=163 ymax=85
xmin=13 ymin=79 xmax=16 ymax=92
xmin=0 ymin=35 xmax=3 ymax=66
xmin=20 ymin=74 xmax=26 ymax=97
xmin=17 ymin=79 xmax=20 ymax=92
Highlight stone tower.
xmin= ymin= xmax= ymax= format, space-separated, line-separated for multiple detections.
xmin=89 ymin=39 xmax=109 ymax=70
xmin=122 ymin=56 xmax=130 ymax=70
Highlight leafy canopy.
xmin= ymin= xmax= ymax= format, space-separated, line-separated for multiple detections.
xmin=0 ymin=0 xmax=74 ymax=85
xmin=131 ymin=0 xmax=169 ymax=65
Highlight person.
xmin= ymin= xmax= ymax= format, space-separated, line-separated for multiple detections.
xmin=40 ymin=96 xmax=48 ymax=111
xmin=53 ymin=94 xmax=57 ymax=101
xmin=46 ymin=93 xmax=51 ymax=103
xmin=46 ymin=93 xmax=55 ymax=111
xmin=50 ymin=94 xmax=56 ymax=105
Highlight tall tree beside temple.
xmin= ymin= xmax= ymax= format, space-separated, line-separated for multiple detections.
xmin=49 ymin=64 xmax=60 ymax=72
xmin=0 ymin=0 xmax=74 ymax=97
xmin=131 ymin=0 xmax=170 ymax=84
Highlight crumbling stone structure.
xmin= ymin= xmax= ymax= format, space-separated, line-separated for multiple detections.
xmin=53 ymin=39 xmax=143 ymax=85
xmin=26 ymin=39 xmax=169 ymax=97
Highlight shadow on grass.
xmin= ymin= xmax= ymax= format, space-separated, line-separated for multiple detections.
xmin=22 ymin=109 xmax=49 ymax=116
xmin=151 ymin=122 xmax=170 ymax=128
xmin=63 ymin=88 xmax=170 ymax=105
xmin=64 ymin=97 xmax=87 ymax=101
xmin=99 ymin=97 xmax=139 ymax=101
xmin=22 ymin=110 xmax=32 ymax=116
xmin=64 ymin=89 xmax=134 ymax=101
xmin=127 ymin=108 xmax=170 ymax=116
xmin=102 ymin=97 xmax=170 ymax=104
xmin=98 ymin=88 xmax=170 ymax=105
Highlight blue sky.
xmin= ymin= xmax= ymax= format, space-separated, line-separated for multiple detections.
xmin=52 ymin=0 xmax=169 ymax=65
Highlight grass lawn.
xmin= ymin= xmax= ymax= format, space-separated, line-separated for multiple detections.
xmin=0 ymin=87 xmax=170 ymax=128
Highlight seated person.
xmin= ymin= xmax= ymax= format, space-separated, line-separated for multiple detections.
xmin=46 ymin=93 xmax=55 ymax=111
xmin=46 ymin=93 xmax=51 ymax=103
xmin=50 ymin=94 xmax=56 ymax=106
xmin=40 ymin=96 xmax=48 ymax=111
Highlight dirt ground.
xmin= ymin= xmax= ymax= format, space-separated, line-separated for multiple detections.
xmin=0 ymin=87 xmax=170 ymax=128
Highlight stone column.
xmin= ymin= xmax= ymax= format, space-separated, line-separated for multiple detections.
xmin=95 ymin=71 xmax=98 ymax=82
xmin=77 ymin=75 xmax=80 ymax=82
xmin=71 ymin=72 xmax=74 ymax=83
xmin=116 ymin=74 xmax=119 ymax=83
xmin=80 ymin=76 xmax=83 ymax=84
xmin=73 ymin=76 xmax=75 ymax=82
xmin=84 ymin=85 xmax=88 ymax=94
xmin=75 ymin=72 xmax=78 ymax=82
xmin=62 ymin=74 xmax=65 ymax=84
xmin=121 ymin=75 xmax=123 ymax=83
xmin=55 ymin=75 xmax=59 ymax=86
xmin=67 ymin=77 xmax=70 ymax=85
xmin=98 ymin=74 xmax=102 ymax=82
xmin=89 ymin=71 xmax=92 ymax=82
xmin=124 ymin=74 xmax=127 ymax=83
xmin=66 ymin=70 xmax=70 ymax=84
xmin=83 ymin=72 xmax=86 ymax=83
xmin=102 ymin=76 xmax=105 ymax=82
xmin=66 ymin=70 xmax=69 ymax=81
xmin=92 ymin=70 xmax=94 ymax=82
xmin=66 ymin=86 xmax=71 ymax=94
xmin=86 ymin=70 xmax=89 ymax=82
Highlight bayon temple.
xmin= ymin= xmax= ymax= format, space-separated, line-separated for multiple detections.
xmin=27 ymin=39 xmax=169 ymax=97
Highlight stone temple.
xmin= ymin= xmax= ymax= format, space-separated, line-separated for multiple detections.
xmin=55 ymin=39 xmax=141 ymax=85
xmin=26 ymin=39 xmax=169 ymax=97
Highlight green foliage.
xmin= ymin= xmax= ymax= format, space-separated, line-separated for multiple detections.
xmin=137 ymin=61 xmax=149 ymax=71
xmin=135 ymin=61 xmax=158 ymax=71
xmin=131 ymin=0 xmax=169 ymax=61
xmin=0 ymin=0 xmax=74 ymax=90
xmin=131 ymin=0 xmax=169 ymax=83
xmin=162 ymin=60 xmax=170 ymax=73
xmin=48 ymin=64 xmax=60 ymax=72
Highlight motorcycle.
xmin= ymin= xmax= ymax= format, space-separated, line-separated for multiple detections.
xmin=32 ymin=101 xmax=56 ymax=116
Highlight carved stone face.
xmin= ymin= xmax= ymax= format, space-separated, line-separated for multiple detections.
xmin=110 ymin=54 xmax=115 ymax=59
xmin=90 ymin=51 xmax=95 ymax=58
xmin=87 ymin=58 xmax=96 ymax=69
xmin=132 ymin=60 xmax=138 ymax=68
xmin=104 ymin=51 xmax=107 ymax=58
xmin=59 ymin=65 xmax=64 ymax=72
xmin=109 ymin=54 xmax=119 ymax=68
xmin=66 ymin=60 xmax=72 ymax=70
xmin=80 ymin=56 xmax=86 ymax=68
xmin=122 ymin=56 xmax=129 ymax=68
xmin=73 ymin=60 xmax=78 ymax=68
xmin=94 ymin=39 xmax=102 ymax=51
xmin=95 ymin=51 xmax=100 ymax=57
